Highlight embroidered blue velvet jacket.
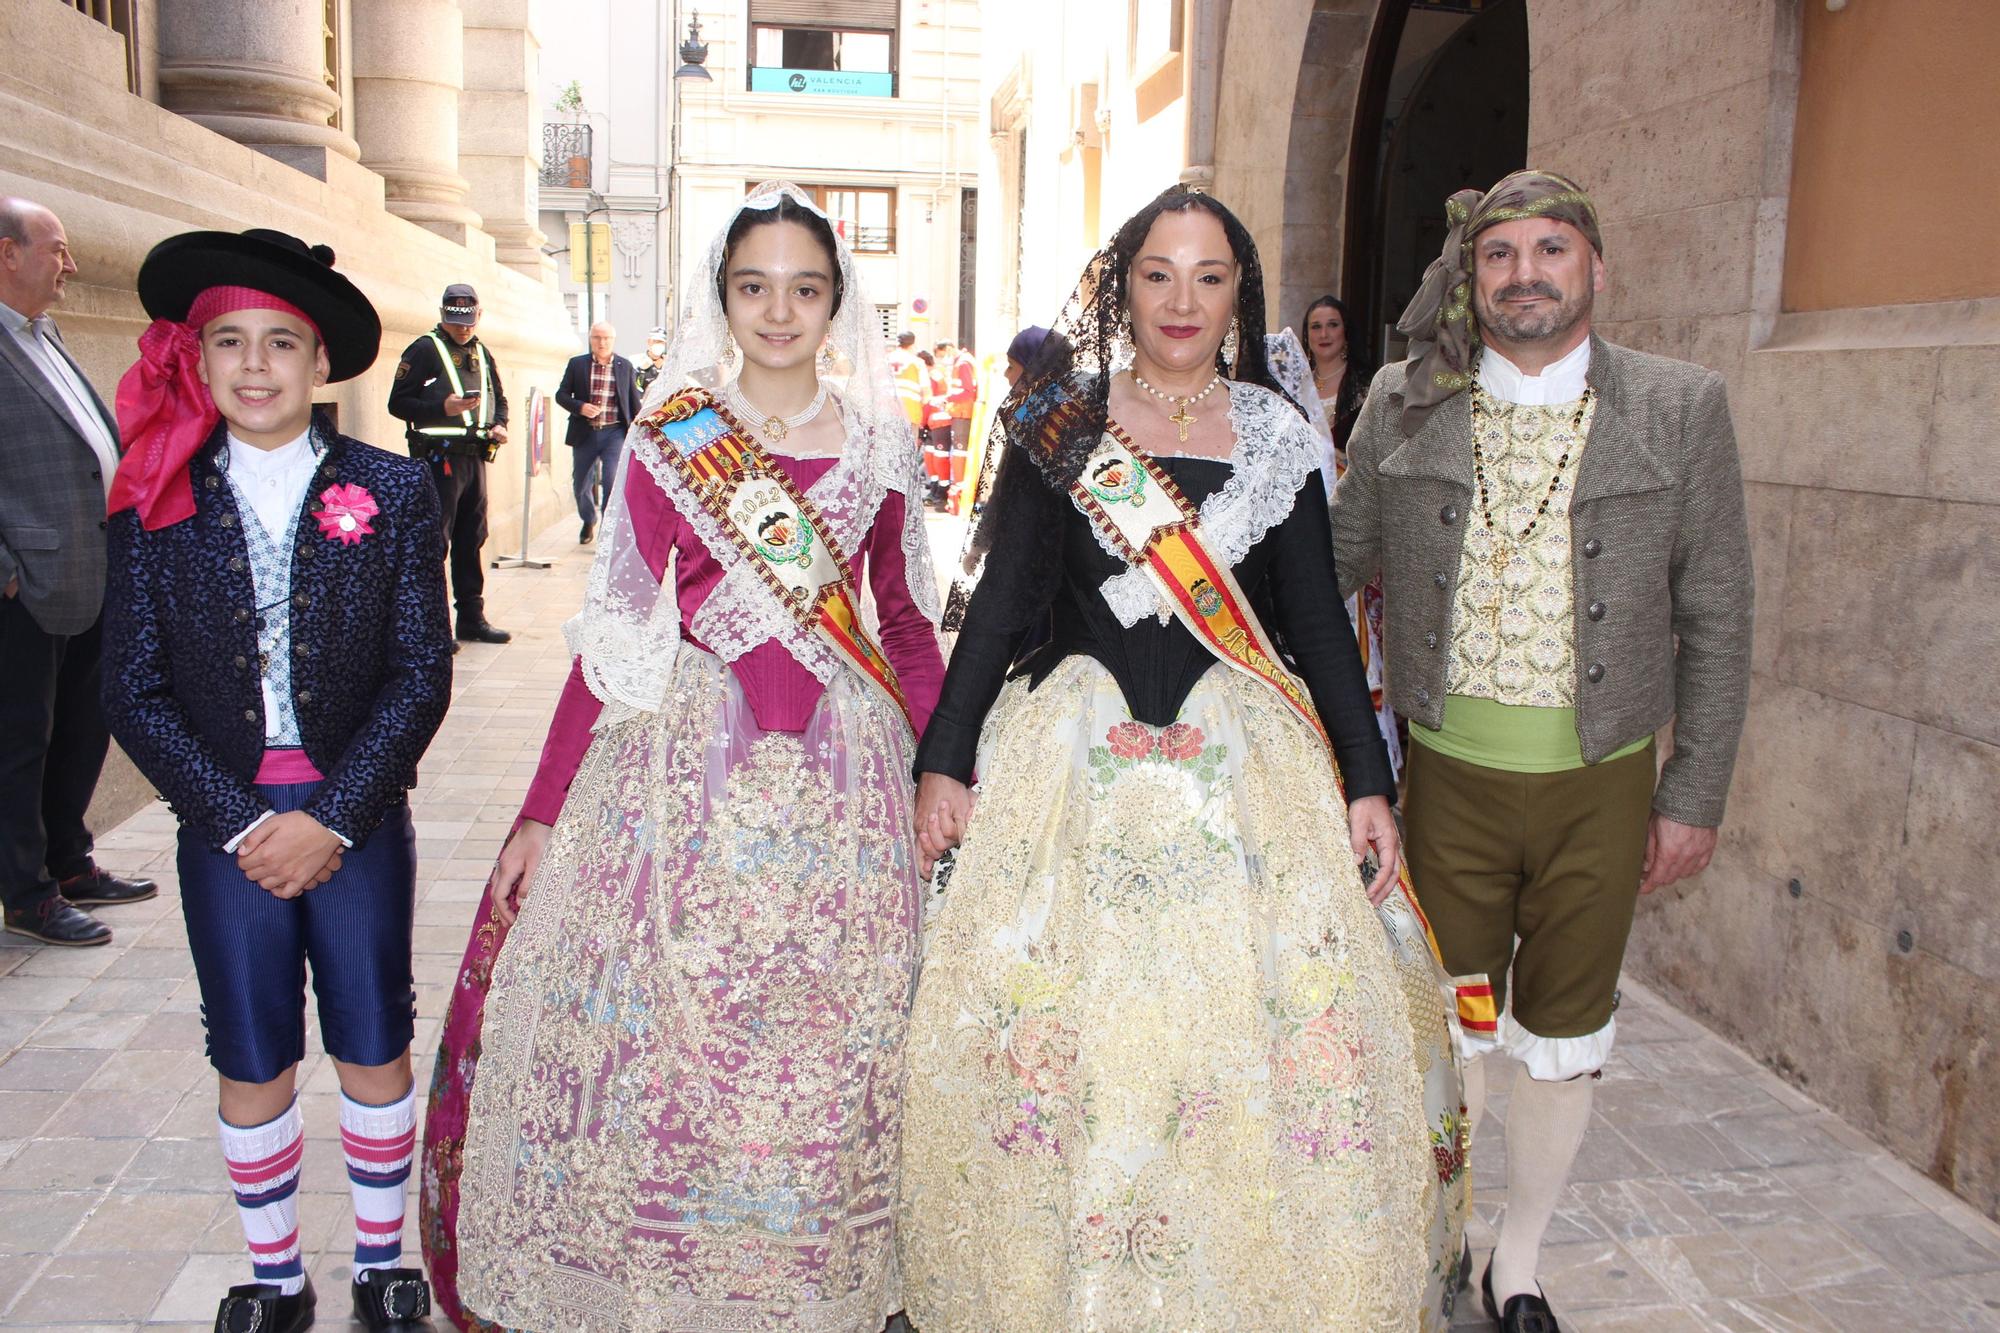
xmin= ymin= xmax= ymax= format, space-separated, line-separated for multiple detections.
xmin=103 ymin=417 xmax=452 ymax=849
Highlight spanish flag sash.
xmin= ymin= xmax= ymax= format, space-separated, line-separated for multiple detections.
xmin=639 ymin=390 xmax=912 ymax=729
xmin=1067 ymin=422 xmax=1496 ymax=1038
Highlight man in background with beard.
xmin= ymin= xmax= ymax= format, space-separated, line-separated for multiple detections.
xmin=1332 ymin=169 xmax=1752 ymax=1332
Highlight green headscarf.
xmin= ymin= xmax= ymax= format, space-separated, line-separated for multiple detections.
xmin=1392 ymin=169 xmax=1603 ymax=436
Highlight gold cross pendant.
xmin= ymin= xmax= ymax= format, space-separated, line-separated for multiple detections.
xmin=1169 ymin=403 xmax=1196 ymax=442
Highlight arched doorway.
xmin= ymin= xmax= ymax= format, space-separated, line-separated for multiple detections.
xmin=1340 ymin=0 xmax=1529 ymax=364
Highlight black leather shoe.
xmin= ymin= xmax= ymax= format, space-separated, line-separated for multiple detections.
xmin=456 ymin=619 xmax=512 ymax=644
xmin=3 ymin=896 xmax=111 ymax=947
xmin=1483 ymin=1263 xmax=1560 ymax=1332
xmin=579 ymin=520 xmax=596 ymax=544
xmin=58 ymin=865 xmax=158 ymax=907
xmin=351 ymin=1267 xmax=431 ymax=1329
xmin=214 ymin=1276 xmax=316 ymax=1332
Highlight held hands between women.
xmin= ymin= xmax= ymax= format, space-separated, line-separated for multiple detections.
xmin=493 ymin=819 xmax=553 ymax=926
xmin=914 ymin=772 xmax=974 ymax=880
xmin=915 ymin=772 xmax=1402 ymax=908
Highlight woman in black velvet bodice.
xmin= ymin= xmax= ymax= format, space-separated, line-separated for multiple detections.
xmin=892 ymin=186 xmax=1453 ymax=1331
xmin=915 ymin=447 xmax=1395 ymax=802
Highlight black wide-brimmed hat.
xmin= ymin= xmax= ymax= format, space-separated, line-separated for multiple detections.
xmin=135 ymin=228 xmax=382 ymax=382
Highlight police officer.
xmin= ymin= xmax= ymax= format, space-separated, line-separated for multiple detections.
xmin=634 ymin=325 xmax=669 ymax=396
xmin=387 ymin=283 xmax=511 ymax=644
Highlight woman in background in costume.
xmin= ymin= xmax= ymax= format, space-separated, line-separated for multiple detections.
xmin=420 ymin=182 xmax=945 ymax=1332
xmin=1282 ymin=296 xmax=1402 ymax=781
xmin=896 ymin=184 xmax=1467 ymax=1331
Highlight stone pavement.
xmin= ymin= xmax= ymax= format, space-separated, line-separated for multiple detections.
xmin=2 ymin=522 xmax=1998 ymax=1331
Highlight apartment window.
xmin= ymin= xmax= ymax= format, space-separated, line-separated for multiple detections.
xmin=751 ymin=183 xmax=897 ymax=253
xmin=65 ymin=0 xmax=140 ymax=93
xmin=748 ymin=0 xmax=898 ymax=97
xmin=874 ymin=304 xmax=898 ymax=343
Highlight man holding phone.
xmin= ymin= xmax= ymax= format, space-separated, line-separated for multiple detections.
xmin=387 ymin=283 xmax=511 ymax=644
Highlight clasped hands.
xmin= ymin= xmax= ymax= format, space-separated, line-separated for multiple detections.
xmin=237 ymin=810 xmax=343 ymax=899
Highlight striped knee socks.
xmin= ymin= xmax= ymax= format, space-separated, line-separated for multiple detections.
xmin=218 ymin=1100 xmax=306 ymax=1295
xmin=339 ymin=1085 xmax=417 ymax=1273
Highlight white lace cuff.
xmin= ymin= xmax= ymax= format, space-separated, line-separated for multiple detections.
xmin=1455 ymin=1009 xmax=1616 ymax=1081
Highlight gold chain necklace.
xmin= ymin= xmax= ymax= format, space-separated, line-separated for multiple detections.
xmin=1470 ymin=388 xmax=1594 ymax=618
xmin=1131 ymin=372 xmax=1223 ymax=443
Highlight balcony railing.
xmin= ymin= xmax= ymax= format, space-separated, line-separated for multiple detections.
xmin=540 ymin=122 xmax=592 ymax=189
xmin=834 ymin=224 xmax=895 ymax=253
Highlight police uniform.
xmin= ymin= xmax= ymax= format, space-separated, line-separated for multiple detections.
xmin=386 ymin=284 xmax=509 ymax=641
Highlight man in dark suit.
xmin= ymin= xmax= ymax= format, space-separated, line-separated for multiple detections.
xmin=554 ymin=321 xmax=638 ymax=544
xmin=0 ymin=196 xmax=155 ymax=947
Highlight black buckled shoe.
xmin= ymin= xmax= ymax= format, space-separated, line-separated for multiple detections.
xmin=456 ymin=619 xmax=512 ymax=645
xmin=1483 ymin=1264 xmax=1561 ymax=1332
xmin=3 ymin=896 xmax=111 ymax=947
xmin=59 ymin=864 xmax=158 ymax=907
xmin=214 ymin=1276 xmax=316 ymax=1333
xmin=351 ymin=1267 xmax=432 ymax=1329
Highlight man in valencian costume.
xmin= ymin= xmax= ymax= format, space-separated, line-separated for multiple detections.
xmin=100 ymin=228 xmax=451 ymax=1333
xmin=419 ymin=183 xmax=945 ymax=1332
xmin=899 ymin=183 xmax=1470 ymax=1331
xmin=1333 ymin=170 xmax=1752 ymax=1331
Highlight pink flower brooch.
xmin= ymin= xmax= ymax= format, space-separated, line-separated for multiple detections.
xmin=313 ymin=483 xmax=378 ymax=546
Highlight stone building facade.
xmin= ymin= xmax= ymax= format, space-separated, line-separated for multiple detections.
xmin=0 ymin=0 xmax=580 ymax=821
xmin=539 ymin=0 xmax=982 ymax=356
xmin=987 ymin=0 xmax=2000 ymax=1217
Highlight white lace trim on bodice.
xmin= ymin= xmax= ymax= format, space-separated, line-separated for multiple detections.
xmin=1094 ymin=382 xmax=1322 ymax=626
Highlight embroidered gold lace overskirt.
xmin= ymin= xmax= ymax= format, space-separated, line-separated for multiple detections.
xmin=899 ymin=655 xmax=1464 ymax=1332
xmin=458 ymin=649 xmax=918 ymax=1333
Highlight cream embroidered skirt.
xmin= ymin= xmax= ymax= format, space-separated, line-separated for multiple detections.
xmin=456 ymin=649 xmax=918 ymax=1332
xmin=897 ymin=655 xmax=1469 ymax=1332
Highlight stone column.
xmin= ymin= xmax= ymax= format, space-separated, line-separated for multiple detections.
xmin=460 ymin=0 xmax=551 ymax=278
xmin=349 ymin=0 xmax=483 ymax=242
xmin=157 ymin=0 xmax=360 ymax=174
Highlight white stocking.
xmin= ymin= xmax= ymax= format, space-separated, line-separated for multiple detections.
xmin=1491 ymin=1066 xmax=1593 ymax=1303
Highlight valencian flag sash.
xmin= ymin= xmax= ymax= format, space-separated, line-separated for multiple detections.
xmin=638 ymin=389 xmax=913 ymax=729
xmin=1063 ymin=418 xmax=1497 ymax=1039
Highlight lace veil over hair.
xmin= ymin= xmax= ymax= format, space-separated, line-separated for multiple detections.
xmin=564 ymin=181 xmax=939 ymax=719
xmin=943 ymin=183 xmax=1309 ymax=633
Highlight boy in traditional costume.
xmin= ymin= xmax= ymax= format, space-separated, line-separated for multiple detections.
xmin=101 ymin=228 xmax=451 ymax=1333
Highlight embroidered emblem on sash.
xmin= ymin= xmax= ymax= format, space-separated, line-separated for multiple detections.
xmin=1084 ymin=455 xmax=1146 ymax=507
xmin=639 ymin=388 xmax=911 ymax=726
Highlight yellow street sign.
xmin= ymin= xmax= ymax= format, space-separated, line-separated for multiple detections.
xmin=569 ymin=221 xmax=612 ymax=284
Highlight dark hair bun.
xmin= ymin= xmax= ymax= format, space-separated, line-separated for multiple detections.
xmin=309 ymin=244 xmax=336 ymax=266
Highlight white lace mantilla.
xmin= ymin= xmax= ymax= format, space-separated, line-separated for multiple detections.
xmin=561 ymin=181 xmax=941 ymax=724
xmin=1094 ymin=381 xmax=1322 ymax=626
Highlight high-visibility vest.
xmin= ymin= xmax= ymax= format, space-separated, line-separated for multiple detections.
xmin=890 ymin=352 xmax=925 ymax=426
xmin=415 ymin=332 xmax=494 ymax=437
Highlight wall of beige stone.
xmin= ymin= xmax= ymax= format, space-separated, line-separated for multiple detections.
xmin=1208 ymin=0 xmax=2000 ymax=1218
xmin=0 ymin=0 xmax=580 ymax=831
xmin=1528 ymin=0 xmax=2000 ymax=1216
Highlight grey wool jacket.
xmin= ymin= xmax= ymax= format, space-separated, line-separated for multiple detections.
xmin=1330 ymin=334 xmax=1752 ymax=828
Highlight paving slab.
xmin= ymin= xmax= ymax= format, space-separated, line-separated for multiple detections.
xmin=0 ymin=522 xmax=1995 ymax=1329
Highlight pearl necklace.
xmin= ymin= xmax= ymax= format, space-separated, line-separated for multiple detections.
xmin=1131 ymin=371 xmax=1224 ymax=443
xmin=721 ymin=379 xmax=827 ymax=444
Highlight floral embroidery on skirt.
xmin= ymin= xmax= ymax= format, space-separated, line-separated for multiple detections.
xmin=449 ymin=650 xmax=918 ymax=1333
xmin=896 ymin=655 xmax=1466 ymax=1331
